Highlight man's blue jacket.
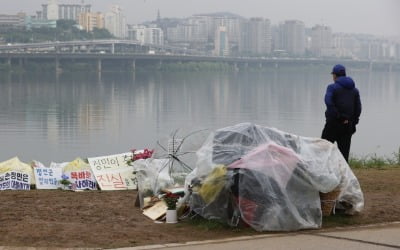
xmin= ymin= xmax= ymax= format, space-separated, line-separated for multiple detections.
xmin=324 ymin=76 xmax=362 ymax=124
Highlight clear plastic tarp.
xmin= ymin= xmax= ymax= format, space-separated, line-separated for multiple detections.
xmin=185 ymin=123 xmax=364 ymax=231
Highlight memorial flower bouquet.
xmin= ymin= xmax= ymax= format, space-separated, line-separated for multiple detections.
xmin=126 ymin=148 xmax=154 ymax=165
xmin=163 ymin=192 xmax=180 ymax=210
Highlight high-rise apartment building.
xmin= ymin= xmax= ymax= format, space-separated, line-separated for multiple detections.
xmin=240 ymin=17 xmax=271 ymax=56
xmin=214 ymin=26 xmax=229 ymax=56
xmin=212 ymin=17 xmax=241 ymax=44
xmin=333 ymin=33 xmax=360 ymax=59
xmin=128 ymin=25 xmax=144 ymax=42
xmin=279 ymin=20 xmax=306 ymax=56
xmin=41 ymin=1 xmax=91 ymax=21
xmin=144 ymin=27 xmax=164 ymax=46
xmin=59 ymin=3 xmax=91 ymax=21
xmin=105 ymin=5 xmax=126 ymax=38
xmin=128 ymin=25 xmax=164 ymax=46
xmin=78 ymin=12 xmax=104 ymax=32
xmin=166 ymin=25 xmax=186 ymax=42
xmin=186 ymin=16 xmax=208 ymax=42
xmin=311 ymin=25 xmax=333 ymax=57
xmin=46 ymin=0 xmax=59 ymax=20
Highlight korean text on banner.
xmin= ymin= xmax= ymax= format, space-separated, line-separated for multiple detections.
xmin=0 ymin=171 xmax=30 ymax=190
xmin=34 ymin=167 xmax=63 ymax=189
xmin=88 ymin=152 xmax=137 ymax=190
xmin=63 ymin=158 xmax=97 ymax=190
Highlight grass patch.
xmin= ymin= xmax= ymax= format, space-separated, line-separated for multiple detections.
xmin=349 ymin=148 xmax=400 ymax=169
xmin=184 ymin=216 xmax=230 ymax=231
xmin=322 ymin=214 xmax=361 ymax=227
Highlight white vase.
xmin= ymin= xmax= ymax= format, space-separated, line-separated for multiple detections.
xmin=166 ymin=209 xmax=178 ymax=223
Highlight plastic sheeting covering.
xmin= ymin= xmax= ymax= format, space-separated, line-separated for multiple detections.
xmin=185 ymin=123 xmax=364 ymax=231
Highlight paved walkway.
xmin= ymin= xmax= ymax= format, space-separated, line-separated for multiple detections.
xmin=116 ymin=222 xmax=400 ymax=250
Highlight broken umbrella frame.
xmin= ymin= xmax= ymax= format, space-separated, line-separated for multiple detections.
xmin=155 ymin=129 xmax=208 ymax=180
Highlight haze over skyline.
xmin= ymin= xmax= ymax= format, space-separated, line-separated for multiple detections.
xmin=1 ymin=0 xmax=399 ymax=37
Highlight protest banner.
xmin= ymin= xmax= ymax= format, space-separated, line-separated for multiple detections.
xmin=88 ymin=152 xmax=137 ymax=190
xmin=0 ymin=157 xmax=35 ymax=185
xmin=63 ymin=158 xmax=97 ymax=190
xmin=33 ymin=167 xmax=62 ymax=189
xmin=0 ymin=171 xmax=30 ymax=190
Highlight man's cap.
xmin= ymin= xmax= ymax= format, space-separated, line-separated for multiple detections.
xmin=331 ymin=64 xmax=346 ymax=76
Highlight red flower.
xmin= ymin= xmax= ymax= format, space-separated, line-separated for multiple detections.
xmin=163 ymin=192 xmax=180 ymax=210
xmin=130 ymin=148 xmax=154 ymax=161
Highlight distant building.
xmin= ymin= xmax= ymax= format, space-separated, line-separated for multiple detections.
xmin=144 ymin=27 xmax=164 ymax=45
xmin=46 ymin=0 xmax=59 ymax=20
xmin=311 ymin=25 xmax=333 ymax=57
xmin=212 ymin=16 xmax=241 ymax=44
xmin=279 ymin=20 xmax=306 ymax=56
xmin=105 ymin=5 xmax=126 ymax=38
xmin=214 ymin=26 xmax=229 ymax=56
xmin=240 ymin=17 xmax=271 ymax=56
xmin=333 ymin=33 xmax=360 ymax=59
xmin=127 ymin=25 xmax=164 ymax=46
xmin=128 ymin=25 xmax=146 ymax=43
xmin=186 ymin=16 xmax=208 ymax=42
xmin=59 ymin=3 xmax=91 ymax=21
xmin=166 ymin=24 xmax=188 ymax=43
xmin=0 ymin=13 xmax=26 ymax=29
xmin=78 ymin=12 xmax=104 ymax=32
xmin=41 ymin=0 xmax=91 ymax=21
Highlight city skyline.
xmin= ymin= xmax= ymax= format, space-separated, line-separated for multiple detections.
xmin=1 ymin=0 xmax=399 ymax=38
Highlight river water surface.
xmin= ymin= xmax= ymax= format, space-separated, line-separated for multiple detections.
xmin=0 ymin=65 xmax=399 ymax=164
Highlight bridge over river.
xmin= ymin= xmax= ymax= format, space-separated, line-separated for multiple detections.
xmin=0 ymin=40 xmax=399 ymax=73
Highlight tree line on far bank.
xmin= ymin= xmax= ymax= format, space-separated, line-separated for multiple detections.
xmin=0 ymin=20 xmax=114 ymax=44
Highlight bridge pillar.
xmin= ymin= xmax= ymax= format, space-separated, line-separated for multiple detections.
xmin=111 ymin=43 xmax=115 ymax=54
xmin=6 ymin=57 xmax=11 ymax=66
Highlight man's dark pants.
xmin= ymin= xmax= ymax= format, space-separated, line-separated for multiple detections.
xmin=322 ymin=120 xmax=353 ymax=162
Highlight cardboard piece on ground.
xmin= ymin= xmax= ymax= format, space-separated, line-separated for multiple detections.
xmin=143 ymin=200 xmax=167 ymax=220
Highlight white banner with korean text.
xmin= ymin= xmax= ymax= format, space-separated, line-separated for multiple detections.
xmin=88 ymin=152 xmax=137 ymax=190
xmin=34 ymin=167 xmax=63 ymax=189
xmin=0 ymin=171 xmax=30 ymax=190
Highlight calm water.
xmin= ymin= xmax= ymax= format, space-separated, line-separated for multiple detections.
xmin=1 ymin=66 xmax=399 ymax=164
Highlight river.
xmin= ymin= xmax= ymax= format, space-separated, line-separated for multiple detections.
xmin=0 ymin=65 xmax=399 ymax=164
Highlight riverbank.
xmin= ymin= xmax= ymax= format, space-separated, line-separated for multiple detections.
xmin=0 ymin=167 xmax=399 ymax=248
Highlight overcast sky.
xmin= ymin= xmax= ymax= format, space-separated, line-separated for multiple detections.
xmin=2 ymin=0 xmax=399 ymax=37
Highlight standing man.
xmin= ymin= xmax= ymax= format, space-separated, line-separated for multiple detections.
xmin=322 ymin=64 xmax=362 ymax=162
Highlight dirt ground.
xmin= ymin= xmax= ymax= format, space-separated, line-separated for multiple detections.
xmin=0 ymin=168 xmax=399 ymax=249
